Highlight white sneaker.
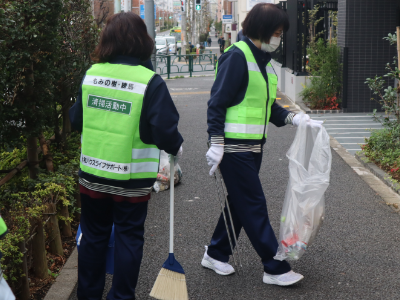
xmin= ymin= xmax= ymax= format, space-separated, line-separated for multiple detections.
xmin=201 ymin=246 xmax=235 ymax=275
xmin=263 ymin=270 xmax=304 ymax=286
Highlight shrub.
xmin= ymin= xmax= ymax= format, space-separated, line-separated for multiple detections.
xmin=363 ymin=32 xmax=400 ymax=181
xmin=300 ymin=39 xmax=342 ymax=109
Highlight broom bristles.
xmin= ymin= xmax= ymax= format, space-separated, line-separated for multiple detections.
xmin=150 ymin=267 xmax=189 ymax=300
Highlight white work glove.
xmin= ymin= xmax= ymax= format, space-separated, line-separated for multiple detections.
xmin=292 ymin=114 xmax=323 ymax=128
xmin=206 ymin=144 xmax=224 ymax=176
xmin=308 ymin=119 xmax=324 ymax=128
xmin=174 ymin=145 xmax=183 ymax=166
xmin=292 ymin=114 xmax=310 ymax=126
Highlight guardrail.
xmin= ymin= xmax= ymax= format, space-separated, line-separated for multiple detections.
xmin=156 ymin=53 xmax=218 ymax=78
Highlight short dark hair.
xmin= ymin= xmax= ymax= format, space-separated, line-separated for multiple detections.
xmin=242 ymin=3 xmax=289 ymax=43
xmin=92 ymin=12 xmax=154 ymax=63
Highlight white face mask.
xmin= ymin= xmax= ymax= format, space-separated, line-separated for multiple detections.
xmin=261 ymin=36 xmax=281 ymax=52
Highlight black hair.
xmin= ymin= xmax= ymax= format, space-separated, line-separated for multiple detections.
xmin=92 ymin=12 xmax=154 ymax=63
xmin=242 ymin=3 xmax=289 ymax=43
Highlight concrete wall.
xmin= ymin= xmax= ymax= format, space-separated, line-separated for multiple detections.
xmin=271 ymin=59 xmax=310 ymax=103
xmin=283 ymin=70 xmax=310 ymax=103
xmin=270 ymin=59 xmax=285 ymax=93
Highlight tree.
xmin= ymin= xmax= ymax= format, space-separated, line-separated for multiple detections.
xmin=54 ymin=0 xmax=99 ymax=143
xmin=0 ymin=0 xmax=63 ymax=178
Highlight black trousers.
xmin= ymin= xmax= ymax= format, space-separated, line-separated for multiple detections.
xmin=207 ymin=151 xmax=291 ymax=275
xmin=77 ymin=193 xmax=148 ymax=300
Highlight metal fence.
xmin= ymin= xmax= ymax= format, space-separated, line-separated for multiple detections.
xmin=275 ymin=0 xmax=338 ymax=73
xmin=155 ymin=53 xmax=218 ymax=78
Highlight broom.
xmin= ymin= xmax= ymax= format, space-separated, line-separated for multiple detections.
xmin=150 ymin=155 xmax=189 ymax=300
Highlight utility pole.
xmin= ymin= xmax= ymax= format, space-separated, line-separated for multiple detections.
xmin=192 ymin=0 xmax=196 ymax=44
xmin=145 ymin=0 xmax=156 ymax=68
xmin=181 ymin=0 xmax=187 ymax=55
xmin=114 ymin=0 xmax=121 ymax=13
xmin=230 ymin=0 xmax=237 ymax=43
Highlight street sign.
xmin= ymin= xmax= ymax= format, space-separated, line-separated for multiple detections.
xmin=139 ymin=4 xmax=156 ymax=20
xmin=222 ymin=15 xmax=233 ymax=24
xmin=140 ymin=5 xmax=145 ymax=18
xmin=173 ymin=1 xmax=181 ymax=13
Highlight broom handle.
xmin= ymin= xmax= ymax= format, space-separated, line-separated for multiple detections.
xmin=169 ymin=155 xmax=174 ymax=254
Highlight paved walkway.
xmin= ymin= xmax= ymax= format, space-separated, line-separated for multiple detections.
xmin=69 ymin=77 xmax=400 ymax=299
xmin=310 ymin=113 xmax=381 ymax=156
xmin=278 ymin=92 xmax=390 ymax=156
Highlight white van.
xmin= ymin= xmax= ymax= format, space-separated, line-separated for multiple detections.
xmin=155 ymin=37 xmax=168 ymax=55
xmin=164 ymin=37 xmax=177 ymax=55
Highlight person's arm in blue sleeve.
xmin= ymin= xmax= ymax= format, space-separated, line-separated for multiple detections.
xmin=207 ymin=50 xmax=247 ymax=143
xmin=140 ymin=75 xmax=183 ymax=155
xmin=69 ymin=78 xmax=84 ymax=133
xmin=268 ymin=101 xmax=292 ymax=127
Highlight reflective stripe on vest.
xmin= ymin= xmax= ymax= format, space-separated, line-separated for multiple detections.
xmin=0 ymin=215 xmax=7 ymax=239
xmin=132 ymin=148 xmax=160 ymax=159
xmin=80 ymin=63 xmax=160 ymax=181
xmin=225 ymin=123 xmax=265 ymax=135
xmin=221 ymin=41 xmax=277 ymax=140
xmin=266 ymin=66 xmax=276 ymax=75
xmin=247 ymin=62 xmax=260 ymax=73
xmin=80 ymin=154 xmax=159 ymax=174
xmin=247 ymin=63 xmax=275 ymax=76
xmin=83 ymin=75 xmax=147 ymax=95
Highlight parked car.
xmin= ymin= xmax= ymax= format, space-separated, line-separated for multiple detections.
xmin=155 ymin=37 xmax=168 ymax=55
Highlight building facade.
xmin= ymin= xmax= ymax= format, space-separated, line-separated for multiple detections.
xmin=338 ymin=0 xmax=399 ymax=112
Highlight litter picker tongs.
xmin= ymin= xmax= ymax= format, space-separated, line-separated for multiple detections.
xmin=207 ymin=142 xmax=243 ymax=275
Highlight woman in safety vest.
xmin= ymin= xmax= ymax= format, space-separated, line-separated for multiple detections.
xmin=0 ymin=215 xmax=16 ymax=299
xmin=69 ymin=12 xmax=183 ymax=299
xmin=202 ymin=3 xmax=321 ymax=286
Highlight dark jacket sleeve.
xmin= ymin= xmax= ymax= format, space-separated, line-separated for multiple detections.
xmin=69 ymin=77 xmax=84 ymax=133
xmin=207 ymin=50 xmax=247 ymax=137
xmin=140 ymin=75 xmax=183 ymax=156
xmin=268 ymin=101 xmax=290 ymax=127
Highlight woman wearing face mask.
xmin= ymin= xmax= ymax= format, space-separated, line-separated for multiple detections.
xmin=202 ymin=3 xmax=321 ymax=285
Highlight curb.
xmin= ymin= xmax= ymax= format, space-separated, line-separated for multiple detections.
xmin=44 ymin=247 xmax=78 ymax=300
xmin=296 ymin=101 xmax=344 ymax=114
xmin=355 ymin=152 xmax=400 ymax=196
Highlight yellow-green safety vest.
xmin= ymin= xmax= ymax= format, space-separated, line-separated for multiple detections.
xmin=80 ymin=63 xmax=160 ymax=181
xmin=0 ymin=215 xmax=7 ymax=239
xmin=217 ymin=41 xmax=278 ymax=140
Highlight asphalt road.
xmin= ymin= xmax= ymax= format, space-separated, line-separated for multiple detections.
xmin=70 ymin=77 xmax=400 ymax=299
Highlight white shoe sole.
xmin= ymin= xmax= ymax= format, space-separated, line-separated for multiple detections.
xmin=201 ymin=258 xmax=235 ymax=276
xmin=263 ymin=275 xmax=304 ymax=286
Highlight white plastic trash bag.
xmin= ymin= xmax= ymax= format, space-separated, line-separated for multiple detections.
xmin=153 ymin=150 xmax=182 ymax=193
xmin=274 ymin=114 xmax=332 ymax=261
xmin=0 ymin=266 xmax=15 ymax=300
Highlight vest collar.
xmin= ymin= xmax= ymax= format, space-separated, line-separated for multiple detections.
xmin=109 ymin=55 xmax=144 ymax=66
